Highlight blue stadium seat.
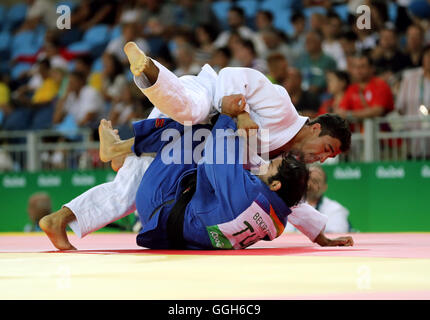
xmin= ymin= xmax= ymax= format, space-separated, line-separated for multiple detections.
xmin=260 ymin=0 xmax=288 ymax=14
xmin=67 ymin=24 xmax=111 ymax=57
xmin=237 ymin=0 xmax=259 ymax=18
xmin=388 ymin=2 xmax=398 ymax=22
xmin=67 ymin=41 xmax=92 ymax=55
xmin=4 ymin=3 xmax=28 ymax=31
xmin=11 ymin=30 xmax=41 ymax=59
xmin=0 ymin=5 xmax=6 ymax=30
xmin=110 ymin=25 xmax=122 ymax=41
xmin=303 ymin=6 xmax=327 ymax=18
xmin=92 ymin=57 xmax=103 ymax=72
xmin=83 ymin=24 xmax=110 ymax=46
xmin=11 ymin=63 xmax=32 ymax=80
xmin=211 ymin=1 xmax=232 ymax=28
xmin=273 ymin=9 xmax=294 ymax=36
xmin=0 ymin=31 xmax=11 ymax=57
xmin=333 ymin=4 xmax=349 ymax=22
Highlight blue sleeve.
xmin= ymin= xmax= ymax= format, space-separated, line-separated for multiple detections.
xmin=200 ymin=114 xmax=249 ymax=197
xmin=132 ymin=118 xmax=183 ymax=156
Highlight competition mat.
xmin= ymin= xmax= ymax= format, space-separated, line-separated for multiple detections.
xmin=1 ymin=232 xmax=429 ymax=299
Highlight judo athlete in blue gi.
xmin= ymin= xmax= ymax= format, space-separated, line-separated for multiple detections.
xmin=131 ymin=113 xmax=309 ymax=249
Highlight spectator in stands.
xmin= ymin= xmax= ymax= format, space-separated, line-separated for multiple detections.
xmin=260 ymin=28 xmax=297 ymax=64
xmin=3 ymin=60 xmax=58 ymax=131
xmin=51 ymin=67 xmax=69 ymax=99
xmin=404 ymin=24 xmax=426 ymax=69
xmin=290 ymin=12 xmax=307 ymax=59
xmin=138 ymin=0 xmax=178 ymax=31
xmin=100 ymin=53 xmax=127 ymax=104
xmin=194 ymin=24 xmax=218 ymax=66
xmin=338 ymin=54 xmax=394 ymax=121
xmin=106 ymin=11 xmax=150 ymax=67
xmin=24 ymin=192 xmax=52 ymax=232
xmin=28 ymin=59 xmax=59 ymax=130
xmin=18 ymin=0 xmax=57 ymax=31
xmin=255 ymin=10 xmax=274 ymax=32
xmin=214 ymin=7 xmax=257 ymax=50
xmin=371 ymin=26 xmax=410 ymax=81
xmin=266 ymin=53 xmax=289 ymax=85
xmin=396 ymin=45 xmax=430 ymax=119
xmin=0 ymin=74 xmax=11 ymax=128
xmin=253 ymin=10 xmax=275 ymax=57
xmin=173 ymin=44 xmax=201 ymax=77
xmin=210 ymin=47 xmax=232 ymax=72
xmin=174 ymin=0 xmax=218 ymax=30
xmin=296 ymin=30 xmax=337 ymax=95
xmin=309 ymin=12 xmax=325 ymax=33
xmin=71 ymin=0 xmax=119 ymax=31
xmin=285 ymin=165 xmax=350 ymax=233
xmin=283 ymin=67 xmax=321 ymax=118
xmin=233 ymin=39 xmax=267 ymax=74
xmin=322 ymin=12 xmax=347 ymax=70
xmin=73 ymin=55 xmax=101 ymax=92
xmin=109 ymin=84 xmax=146 ymax=135
xmin=318 ymin=70 xmax=350 ymax=116
xmin=339 ymin=30 xmax=358 ymax=75
xmin=53 ymin=71 xmax=104 ymax=129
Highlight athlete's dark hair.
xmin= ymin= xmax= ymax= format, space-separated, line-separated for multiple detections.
xmin=308 ymin=113 xmax=351 ymax=153
xmin=269 ymin=153 xmax=309 ymax=208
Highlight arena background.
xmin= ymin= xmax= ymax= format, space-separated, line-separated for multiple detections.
xmin=1 ymin=0 xmax=430 ymax=301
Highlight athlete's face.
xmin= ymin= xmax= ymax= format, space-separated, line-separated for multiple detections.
xmin=299 ymin=124 xmax=342 ymax=164
xmin=258 ymin=156 xmax=284 ymax=188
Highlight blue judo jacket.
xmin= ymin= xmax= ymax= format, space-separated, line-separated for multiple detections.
xmin=132 ymin=114 xmax=291 ymax=249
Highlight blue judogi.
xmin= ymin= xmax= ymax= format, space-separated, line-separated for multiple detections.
xmin=133 ymin=114 xmax=291 ymax=249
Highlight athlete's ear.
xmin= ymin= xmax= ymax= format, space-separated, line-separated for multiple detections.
xmin=311 ymin=123 xmax=321 ymax=135
xmin=269 ymin=180 xmax=281 ymax=192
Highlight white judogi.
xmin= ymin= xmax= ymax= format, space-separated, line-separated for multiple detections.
xmin=285 ymin=197 xmax=350 ymax=234
xmin=67 ymin=61 xmax=328 ymax=242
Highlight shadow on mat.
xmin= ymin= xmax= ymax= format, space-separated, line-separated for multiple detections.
xmin=47 ymin=246 xmax=366 ymax=256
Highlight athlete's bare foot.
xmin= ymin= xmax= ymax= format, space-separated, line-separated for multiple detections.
xmin=39 ymin=207 xmax=77 ymax=251
xmin=111 ymin=153 xmax=130 ymax=172
xmin=99 ymin=119 xmax=121 ymax=162
xmin=124 ymin=41 xmax=149 ymax=77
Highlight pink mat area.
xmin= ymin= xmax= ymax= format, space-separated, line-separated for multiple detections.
xmin=1 ymin=232 xmax=429 ymax=259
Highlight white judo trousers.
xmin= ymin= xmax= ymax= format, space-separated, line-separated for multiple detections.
xmin=66 ymin=60 xmax=328 ymax=241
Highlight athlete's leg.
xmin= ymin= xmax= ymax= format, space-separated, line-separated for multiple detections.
xmin=124 ymin=41 xmax=216 ymax=125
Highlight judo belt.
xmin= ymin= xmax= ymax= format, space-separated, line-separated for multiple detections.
xmin=166 ymin=172 xmax=197 ymax=249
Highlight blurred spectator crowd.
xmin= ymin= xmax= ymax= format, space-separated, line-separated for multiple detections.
xmin=0 ymin=0 xmax=430 ymax=169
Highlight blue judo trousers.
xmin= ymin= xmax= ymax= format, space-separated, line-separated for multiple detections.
xmin=132 ymin=114 xmax=292 ymax=249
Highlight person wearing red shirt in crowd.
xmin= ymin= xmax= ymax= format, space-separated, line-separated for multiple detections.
xmin=318 ymin=70 xmax=350 ymax=116
xmin=337 ymin=54 xmax=394 ymax=124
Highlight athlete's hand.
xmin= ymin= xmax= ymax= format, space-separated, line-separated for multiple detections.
xmin=314 ymin=232 xmax=354 ymax=247
xmin=237 ymin=112 xmax=259 ymax=137
xmin=220 ymin=94 xmax=246 ymax=118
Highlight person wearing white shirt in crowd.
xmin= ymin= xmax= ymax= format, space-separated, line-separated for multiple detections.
xmin=53 ymin=71 xmax=104 ymax=128
xmin=395 ymin=44 xmax=430 ymax=158
xmin=322 ymin=12 xmax=347 ymax=71
xmin=285 ymin=164 xmax=350 ymax=234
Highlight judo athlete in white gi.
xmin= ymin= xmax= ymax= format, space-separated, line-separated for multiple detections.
xmin=39 ymin=42 xmax=353 ymax=250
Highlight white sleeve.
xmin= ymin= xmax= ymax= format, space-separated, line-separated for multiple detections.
xmin=213 ymin=67 xmax=308 ymax=152
xmin=287 ymin=202 xmax=328 ymax=242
